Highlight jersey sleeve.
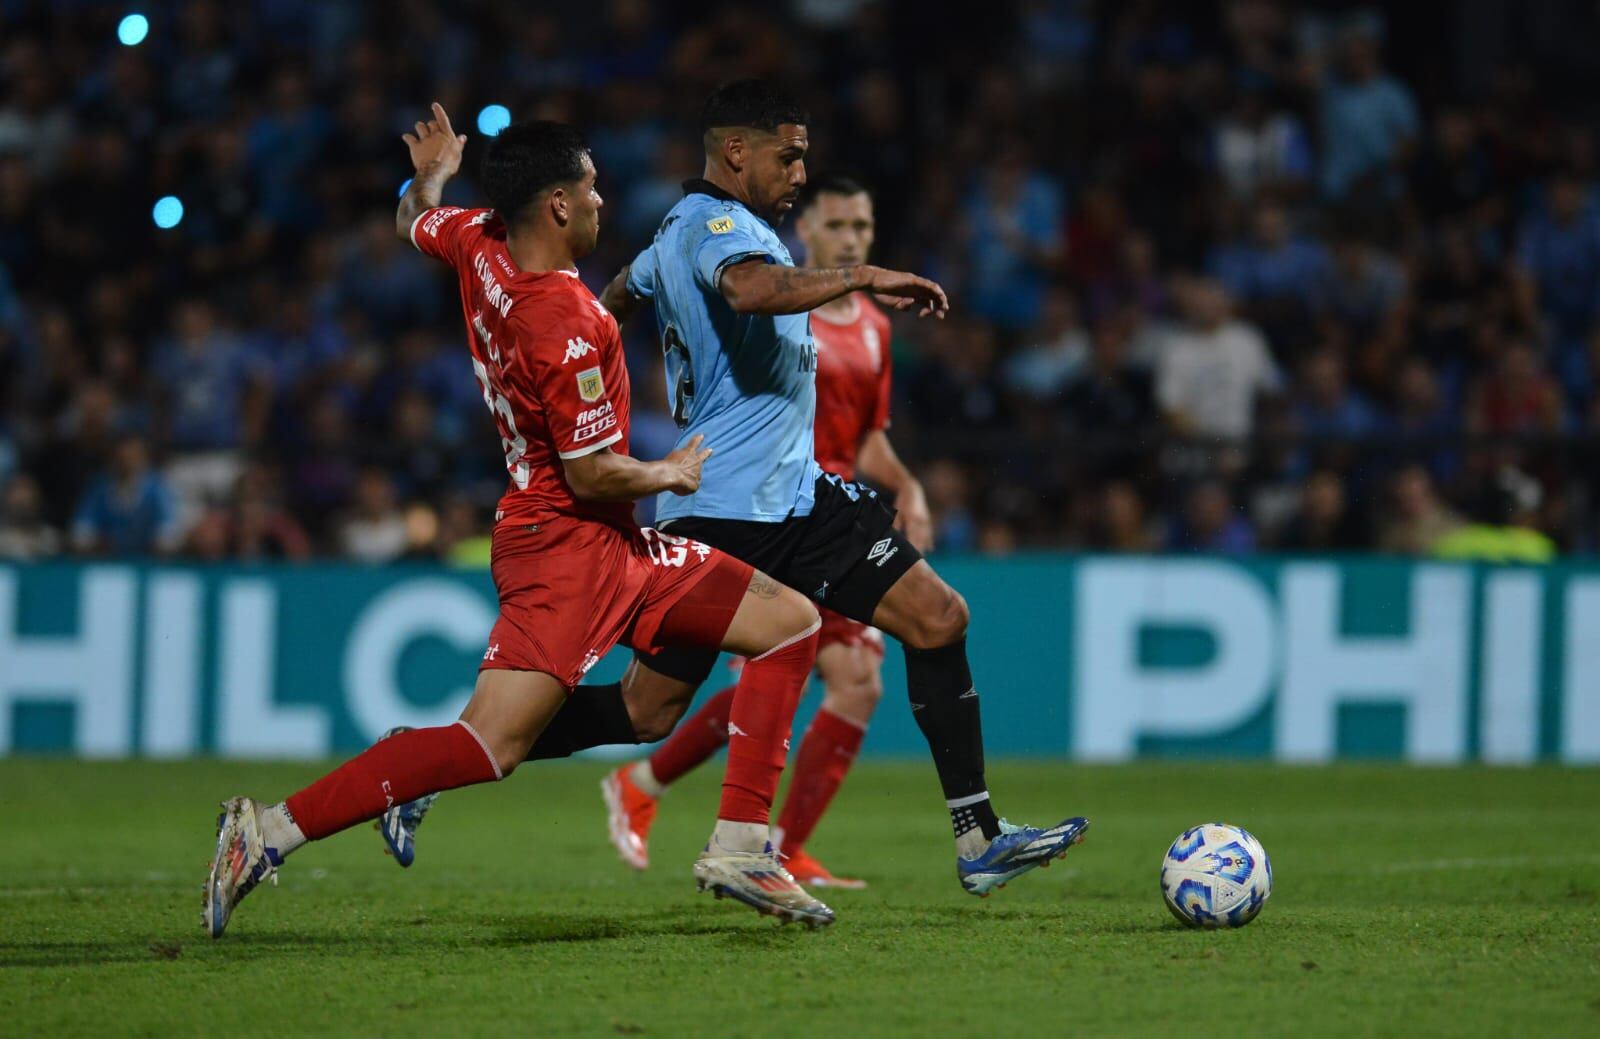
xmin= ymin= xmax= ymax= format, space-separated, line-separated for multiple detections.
xmin=527 ymin=307 xmax=625 ymax=460
xmin=626 ymin=244 xmax=658 ymax=300
xmin=408 ymin=206 xmax=488 ymax=266
xmin=691 ymin=210 xmax=776 ymax=290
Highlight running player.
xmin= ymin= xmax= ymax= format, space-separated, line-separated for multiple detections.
xmin=387 ymin=81 xmax=1088 ymax=898
xmin=601 ymin=175 xmax=932 ymax=889
xmin=201 ymin=106 xmax=842 ymax=936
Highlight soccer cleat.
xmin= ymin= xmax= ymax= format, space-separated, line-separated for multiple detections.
xmin=601 ymin=765 xmax=658 ymax=871
xmin=957 ymin=816 xmax=1090 ymax=898
xmin=202 ymin=796 xmax=279 ymax=938
xmin=693 ymin=842 xmax=836 ymax=928
xmin=780 ymin=848 xmax=867 ymax=890
xmin=375 ymin=726 xmax=437 ymax=868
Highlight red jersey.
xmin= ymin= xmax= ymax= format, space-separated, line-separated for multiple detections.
xmin=411 ymin=206 xmax=632 ymax=530
xmin=809 ymin=294 xmax=892 ymax=481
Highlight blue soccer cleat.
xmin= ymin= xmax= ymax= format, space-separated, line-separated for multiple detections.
xmin=202 ymin=796 xmax=280 ymax=938
xmin=375 ymin=726 xmax=437 ymax=868
xmin=957 ymin=816 xmax=1090 ymax=897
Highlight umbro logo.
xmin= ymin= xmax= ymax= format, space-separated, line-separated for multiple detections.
xmin=867 ymin=537 xmax=898 ymax=568
xmin=959 ymin=687 xmax=978 ymax=700
xmin=564 ymin=337 xmax=596 ymax=364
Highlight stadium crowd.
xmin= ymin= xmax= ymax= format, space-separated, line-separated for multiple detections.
xmin=1 ymin=0 xmax=1597 ymax=562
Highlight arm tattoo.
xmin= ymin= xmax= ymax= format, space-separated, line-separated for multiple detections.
xmin=747 ymin=571 xmax=782 ymax=599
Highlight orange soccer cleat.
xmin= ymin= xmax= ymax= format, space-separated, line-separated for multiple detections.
xmin=601 ymin=765 xmax=659 ymax=870
xmin=780 ymin=847 xmax=867 ymax=890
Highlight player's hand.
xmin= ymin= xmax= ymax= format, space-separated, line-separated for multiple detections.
xmin=662 ymin=434 xmax=713 ymax=495
xmin=894 ymin=482 xmax=935 ymax=552
xmin=864 ymin=266 xmax=949 ymax=319
xmin=402 ymin=102 xmax=467 ymax=176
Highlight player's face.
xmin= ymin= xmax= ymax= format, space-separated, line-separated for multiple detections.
xmin=750 ymin=124 xmax=808 ymax=223
xmin=797 ymin=192 xmax=874 ymax=269
xmin=565 ymin=153 xmax=604 ymax=258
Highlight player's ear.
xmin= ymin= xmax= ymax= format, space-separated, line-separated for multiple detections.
xmin=722 ymin=133 xmax=746 ymax=173
xmin=548 ymin=186 xmax=569 ymax=226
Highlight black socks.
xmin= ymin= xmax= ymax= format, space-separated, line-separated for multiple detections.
xmin=903 ymin=637 xmax=1001 ymax=841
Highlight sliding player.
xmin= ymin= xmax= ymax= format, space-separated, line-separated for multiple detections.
xmin=602 ymin=176 xmax=932 ymax=889
xmin=202 ymin=107 xmax=842 ymax=936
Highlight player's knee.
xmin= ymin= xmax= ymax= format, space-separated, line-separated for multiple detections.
xmin=825 ymin=674 xmax=882 ymax=719
xmin=777 ymin=590 xmax=821 ymax=643
xmin=629 ymin=701 xmax=686 ymax=743
xmin=904 ymin=584 xmax=969 ymax=649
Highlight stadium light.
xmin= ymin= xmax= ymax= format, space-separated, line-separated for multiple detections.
xmin=152 ymin=196 xmax=184 ymax=229
xmin=117 ymin=13 xmax=149 ymax=46
xmin=477 ymin=104 xmax=511 ymax=136
xmin=397 ymin=178 xmax=413 ymax=199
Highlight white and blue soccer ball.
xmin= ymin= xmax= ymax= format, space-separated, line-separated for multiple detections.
xmin=1161 ymin=823 xmax=1272 ymax=929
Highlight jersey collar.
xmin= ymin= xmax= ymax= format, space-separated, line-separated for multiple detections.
xmin=682 ymin=178 xmax=775 ymax=229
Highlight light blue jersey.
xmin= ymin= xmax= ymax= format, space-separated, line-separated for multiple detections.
xmin=628 ymin=182 xmax=820 ymax=523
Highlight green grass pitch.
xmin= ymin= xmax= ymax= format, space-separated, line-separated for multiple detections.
xmin=2 ymin=758 xmax=1597 ymax=1037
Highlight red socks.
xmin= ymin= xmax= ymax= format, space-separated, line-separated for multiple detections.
xmin=284 ymin=721 xmax=501 ymax=840
xmin=775 ymin=707 xmax=865 ymax=854
xmin=647 ymin=686 xmax=736 ymax=785
xmin=718 ymin=624 xmax=820 ymax=825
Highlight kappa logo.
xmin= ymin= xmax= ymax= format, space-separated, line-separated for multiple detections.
xmin=867 ymin=537 xmax=899 ymax=568
xmin=727 ymin=722 xmax=749 ymax=738
xmin=576 ymin=366 xmax=605 ymax=402
xmin=707 ymin=215 xmax=736 ymax=234
xmin=563 ymin=337 xmax=596 ymax=364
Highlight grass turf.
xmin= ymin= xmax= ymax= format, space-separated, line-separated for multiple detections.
xmin=1 ymin=759 xmax=1597 ymax=1037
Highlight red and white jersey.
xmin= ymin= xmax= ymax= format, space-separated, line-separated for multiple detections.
xmin=809 ymin=293 xmax=892 ymax=482
xmin=411 ymin=206 xmax=633 ymax=530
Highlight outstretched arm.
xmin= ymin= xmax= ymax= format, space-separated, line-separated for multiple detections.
xmin=396 ymin=102 xmax=467 ymax=241
xmin=719 ymin=260 xmax=949 ymax=319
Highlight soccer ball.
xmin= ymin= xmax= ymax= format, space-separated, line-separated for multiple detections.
xmin=1161 ymin=823 xmax=1272 ymax=929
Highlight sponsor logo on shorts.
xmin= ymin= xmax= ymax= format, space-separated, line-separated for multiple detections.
xmin=867 ymin=537 xmax=898 ymax=568
xmin=483 ymin=643 xmax=500 ymax=661
xmin=707 ymin=215 xmax=735 ymax=234
xmin=580 ymin=649 xmax=601 ymax=675
xmin=563 ymin=337 xmax=596 ymax=364
xmin=577 ymin=366 xmax=605 ymax=402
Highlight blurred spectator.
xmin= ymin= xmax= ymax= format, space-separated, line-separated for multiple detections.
xmin=1207 ymin=202 xmax=1330 ymax=346
xmin=1156 ymin=279 xmax=1280 ymax=438
xmin=184 ymin=467 xmax=311 ymax=562
xmin=0 ymin=474 xmax=60 ymax=559
xmin=1433 ymin=468 xmax=1556 ymax=563
xmin=70 ymin=438 xmax=180 ymax=556
xmin=1209 ymin=77 xmax=1314 ymax=203
xmin=960 ymin=142 xmax=1064 ymax=332
xmin=1088 ymin=480 xmax=1158 ymax=552
xmin=1466 ymin=341 xmax=1565 ymax=434
xmin=1275 ymin=470 xmax=1367 ymax=550
xmin=1004 ymin=288 xmax=1089 ymax=399
xmin=1166 ymin=481 xmax=1256 ymax=554
xmin=338 ymin=468 xmax=409 ymax=562
xmin=1316 ymin=18 xmax=1419 ymax=202
xmin=923 ymin=459 xmax=977 ymax=554
xmin=1060 ymin=311 xmax=1156 ymax=470
xmin=1513 ymin=169 xmax=1600 ymax=398
xmin=1379 ymin=464 xmax=1464 ymax=554
xmin=1293 ymin=349 xmax=1380 ymax=438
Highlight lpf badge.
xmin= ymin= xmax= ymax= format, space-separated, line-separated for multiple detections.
xmin=577 ymin=366 xmax=605 ymax=402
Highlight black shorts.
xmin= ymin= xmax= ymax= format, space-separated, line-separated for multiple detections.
xmin=639 ymin=472 xmax=922 ymax=684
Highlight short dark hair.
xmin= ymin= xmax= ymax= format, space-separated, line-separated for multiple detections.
xmin=701 ymin=79 xmax=809 ymax=134
xmin=797 ymin=173 xmax=869 ymax=215
xmin=479 ymin=121 xmax=589 ymax=221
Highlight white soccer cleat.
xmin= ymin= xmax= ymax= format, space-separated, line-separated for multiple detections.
xmin=202 ymin=796 xmax=279 ymax=938
xmin=693 ymin=843 xmax=836 ymax=929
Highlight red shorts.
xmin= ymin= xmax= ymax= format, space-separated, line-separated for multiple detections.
xmin=818 ymin=608 xmax=885 ymax=657
xmin=482 ymin=520 xmax=752 ymax=687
